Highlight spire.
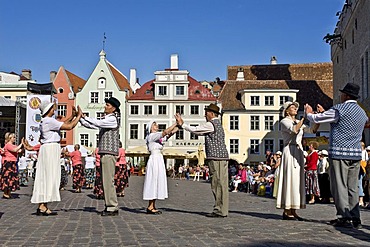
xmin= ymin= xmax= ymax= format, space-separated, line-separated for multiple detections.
xmin=99 ymin=50 xmax=106 ymax=60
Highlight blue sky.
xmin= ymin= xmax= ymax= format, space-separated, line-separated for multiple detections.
xmin=1 ymin=0 xmax=344 ymax=84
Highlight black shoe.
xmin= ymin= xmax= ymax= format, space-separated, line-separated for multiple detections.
xmin=36 ymin=208 xmax=58 ymax=216
xmin=282 ymin=213 xmax=298 ymax=221
xmin=205 ymin=212 xmax=227 ymax=218
xmin=101 ymin=210 xmax=119 ymax=216
xmin=352 ymin=219 xmax=362 ymax=229
xmin=329 ymin=218 xmax=352 ymax=228
xmin=146 ymin=208 xmax=162 ymax=215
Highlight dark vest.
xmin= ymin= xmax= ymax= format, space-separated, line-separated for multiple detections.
xmin=205 ymin=118 xmax=229 ymax=160
xmin=329 ymin=102 xmax=367 ymax=160
xmin=98 ymin=114 xmax=119 ymax=156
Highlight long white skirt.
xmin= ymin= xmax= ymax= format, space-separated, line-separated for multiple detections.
xmin=143 ymin=151 xmax=168 ymax=200
xmin=31 ymin=143 xmax=61 ymax=204
xmin=276 ymin=145 xmax=306 ymax=209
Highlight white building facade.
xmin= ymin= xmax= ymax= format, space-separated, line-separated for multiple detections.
xmin=127 ymin=54 xmax=216 ymax=162
xmin=74 ymin=50 xmax=132 ymax=148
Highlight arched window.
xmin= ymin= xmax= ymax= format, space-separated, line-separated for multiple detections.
xmin=98 ymin=77 xmax=106 ymax=89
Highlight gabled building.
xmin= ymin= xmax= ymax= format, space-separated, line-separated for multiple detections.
xmin=52 ymin=66 xmax=86 ymax=146
xmin=74 ymin=50 xmax=133 ymax=148
xmin=219 ymin=62 xmax=333 ymax=165
xmin=127 ymin=54 xmax=216 ymax=161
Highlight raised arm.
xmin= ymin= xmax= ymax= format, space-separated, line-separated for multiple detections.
xmin=60 ymin=106 xmax=82 ymax=130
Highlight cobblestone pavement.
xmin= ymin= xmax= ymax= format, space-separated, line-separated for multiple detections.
xmin=0 ymin=176 xmax=370 ymax=246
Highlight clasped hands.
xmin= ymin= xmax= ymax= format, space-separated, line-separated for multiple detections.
xmin=71 ymin=106 xmax=83 ymax=118
xmin=304 ymin=103 xmax=325 ymax=116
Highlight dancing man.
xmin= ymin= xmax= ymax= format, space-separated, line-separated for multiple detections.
xmin=176 ymin=103 xmax=229 ymax=217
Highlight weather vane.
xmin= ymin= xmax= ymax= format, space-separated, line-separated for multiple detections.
xmin=103 ymin=32 xmax=107 ymax=50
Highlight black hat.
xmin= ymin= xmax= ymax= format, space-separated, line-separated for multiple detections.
xmin=105 ymin=97 xmax=121 ymax=112
xmin=204 ymin=103 xmax=221 ymax=115
xmin=339 ymin=83 xmax=360 ymax=99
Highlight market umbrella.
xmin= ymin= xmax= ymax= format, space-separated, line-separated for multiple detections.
xmin=162 ymin=148 xmax=188 ymax=159
xmin=125 ymin=146 xmax=150 ymax=157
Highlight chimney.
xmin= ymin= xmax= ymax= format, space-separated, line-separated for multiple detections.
xmin=270 ymin=56 xmax=277 ymax=65
xmin=22 ymin=69 xmax=32 ymax=80
xmin=129 ymin=68 xmax=137 ymax=86
xmin=170 ymin=54 xmax=178 ymax=69
xmin=50 ymin=71 xmax=57 ymax=82
xmin=236 ymin=67 xmax=244 ymax=81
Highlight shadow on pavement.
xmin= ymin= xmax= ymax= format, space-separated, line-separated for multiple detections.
xmin=0 ymin=212 xmax=3 ymax=219
xmin=120 ymin=206 xmax=147 ymax=214
xmin=160 ymin=207 xmax=207 ymax=216
xmin=61 ymin=207 xmax=100 ymax=214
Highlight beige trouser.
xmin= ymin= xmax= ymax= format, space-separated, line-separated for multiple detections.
xmin=208 ymin=160 xmax=229 ymax=216
xmin=101 ymin=154 xmax=118 ymax=212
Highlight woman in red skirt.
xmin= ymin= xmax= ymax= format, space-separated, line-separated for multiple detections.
xmin=115 ymin=142 xmax=128 ymax=197
xmin=1 ymin=133 xmax=22 ymax=199
xmin=93 ymin=148 xmax=104 ymax=199
xmin=65 ymin=144 xmax=85 ymax=193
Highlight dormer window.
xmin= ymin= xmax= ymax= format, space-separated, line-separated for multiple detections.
xmin=58 ymin=87 xmax=64 ymax=94
xmin=145 ymin=90 xmax=151 ymax=95
xmin=98 ymin=77 xmax=106 ymax=89
xmin=195 ymin=90 xmax=201 ymax=94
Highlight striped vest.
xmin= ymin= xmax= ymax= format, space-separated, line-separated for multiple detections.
xmin=98 ymin=114 xmax=120 ymax=156
xmin=329 ymin=102 xmax=367 ymax=160
xmin=205 ymin=119 xmax=229 ymax=160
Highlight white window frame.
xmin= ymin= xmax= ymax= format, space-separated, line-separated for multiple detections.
xmin=90 ymin=91 xmax=99 ymax=103
xmin=230 ymin=115 xmax=239 ymax=130
xmin=144 ymin=105 xmax=153 ymax=115
xmin=250 ymin=139 xmax=260 ymax=154
xmin=250 ymin=116 xmax=260 ymax=130
xmin=104 ymin=91 xmax=113 ymax=101
xmin=190 ymin=105 xmax=199 ymax=115
xmin=176 ymin=85 xmax=185 ymax=95
xmin=264 ymin=96 xmax=274 ymax=106
xmin=230 ymin=139 xmax=239 ymax=154
xmin=130 ymin=105 xmax=139 ymax=115
xmin=250 ymin=96 xmax=260 ymax=106
xmin=80 ymin=134 xmax=89 ymax=147
xmin=57 ymin=104 xmax=67 ymax=117
xmin=176 ymin=129 xmax=184 ymax=140
xmin=158 ymin=86 xmax=167 ymax=96
xmin=130 ymin=124 xmax=139 ymax=139
xmin=158 ymin=105 xmax=167 ymax=115
xmin=176 ymin=105 xmax=184 ymax=115
xmin=264 ymin=116 xmax=274 ymax=131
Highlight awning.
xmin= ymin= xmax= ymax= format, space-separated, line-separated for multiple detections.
xmin=125 ymin=146 xmax=149 ymax=157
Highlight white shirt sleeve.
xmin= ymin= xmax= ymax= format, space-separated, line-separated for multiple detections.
xmin=182 ymin=121 xmax=214 ymax=136
xmin=79 ymin=118 xmax=99 ymax=130
xmin=81 ymin=114 xmax=118 ymax=129
xmin=306 ymin=108 xmax=339 ymax=124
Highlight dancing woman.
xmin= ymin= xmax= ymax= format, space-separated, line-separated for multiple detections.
xmin=143 ymin=120 xmax=178 ymax=214
xmin=31 ymin=102 xmax=81 ymax=216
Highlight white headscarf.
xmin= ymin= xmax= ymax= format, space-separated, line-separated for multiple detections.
xmin=145 ymin=120 xmax=155 ymax=138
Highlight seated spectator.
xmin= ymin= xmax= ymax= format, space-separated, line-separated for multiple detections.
xmin=232 ymin=164 xmax=247 ymax=192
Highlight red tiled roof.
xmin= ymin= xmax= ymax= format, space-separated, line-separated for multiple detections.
xmin=65 ymin=70 xmax=86 ymax=94
xmin=107 ymin=62 xmax=132 ymax=98
xmin=219 ymin=80 xmax=333 ymax=111
xmin=128 ymin=76 xmax=216 ymax=101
